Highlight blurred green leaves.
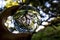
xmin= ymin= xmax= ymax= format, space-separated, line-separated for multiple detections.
xmin=31 ymin=23 xmax=60 ymax=40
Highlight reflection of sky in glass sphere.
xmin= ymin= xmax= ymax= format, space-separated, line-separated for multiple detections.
xmin=0 ymin=0 xmax=6 ymax=9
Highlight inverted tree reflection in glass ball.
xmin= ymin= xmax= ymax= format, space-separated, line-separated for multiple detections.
xmin=4 ymin=8 xmax=41 ymax=34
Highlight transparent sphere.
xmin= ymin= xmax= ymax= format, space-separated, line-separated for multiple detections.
xmin=4 ymin=6 xmax=41 ymax=34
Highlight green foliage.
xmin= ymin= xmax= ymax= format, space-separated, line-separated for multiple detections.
xmin=31 ymin=23 xmax=60 ymax=40
xmin=13 ymin=10 xmax=26 ymax=19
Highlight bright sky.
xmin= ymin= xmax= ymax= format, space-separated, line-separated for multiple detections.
xmin=0 ymin=0 xmax=6 ymax=9
xmin=45 ymin=1 xmax=51 ymax=8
